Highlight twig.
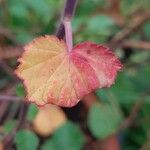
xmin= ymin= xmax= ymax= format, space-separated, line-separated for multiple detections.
xmin=16 ymin=103 xmax=29 ymax=129
xmin=110 ymin=12 xmax=150 ymax=48
xmin=0 ymin=26 xmax=18 ymax=44
xmin=0 ymin=102 xmax=10 ymax=123
xmin=0 ymin=60 xmax=18 ymax=81
xmin=0 ymin=85 xmax=18 ymax=123
xmin=108 ymin=0 xmax=120 ymax=15
xmin=140 ymin=136 xmax=150 ymax=150
xmin=0 ymin=46 xmax=23 ymax=59
xmin=121 ymin=40 xmax=150 ymax=50
xmin=121 ymin=99 xmax=144 ymax=129
xmin=3 ymin=103 xmax=28 ymax=149
xmin=1 ymin=90 xmax=27 ymax=149
xmin=118 ymin=92 xmax=149 ymax=132
xmin=0 ymin=95 xmax=23 ymax=101
xmin=82 ymin=93 xmax=99 ymax=109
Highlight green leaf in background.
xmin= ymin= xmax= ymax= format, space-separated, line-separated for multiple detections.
xmin=96 ymin=65 xmax=150 ymax=105
xmin=3 ymin=119 xmax=17 ymax=134
xmin=77 ymin=0 xmax=106 ymax=16
xmin=72 ymin=17 xmax=85 ymax=33
xmin=131 ymin=65 xmax=150 ymax=93
xmin=15 ymin=129 xmax=39 ymax=150
xmin=120 ymin=0 xmax=138 ymax=15
xmin=41 ymin=139 xmax=56 ymax=150
xmin=120 ymin=0 xmax=150 ymax=16
xmin=4 ymin=0 xmax=62 ymax=45
xmin=130 ymin=51 xmax=150 ymax=63
xmin=140 ymin=97 xmax=150 ymax=131
xmin=27 ymin=104 xmax=38 ymax=122
xmin=108 ymin=72 xmax=139 ymax=104
xmin=140 ymin=138 xmax=150 ymax=150
xmin=8 ymin=0 xmax=28 ymax=19
xmin=15 ymin=31 xmax=35 ymax=44
xmin=76 ymin=0 xmax=95 ymax=16
xmin=15 ymin=83 xmax=25 ymax=97
xmin=25 ymin=0 xmax=51 ymax=24
xmin=41 ymin=121 xmax=85 ymax=150
xmin=88 ymin=102 xmax=122 ymax=139
xmin=86 ymin=15 xmax=114 ymax=36
xmin=143 ymin=21 xmax=150 ymax=40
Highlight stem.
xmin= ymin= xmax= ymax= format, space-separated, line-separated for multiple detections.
xmin=64 ymin=20 xmax=73 ymax=52
xmin=63 ymin=0 xmax=77 ymax=19
xmin=56 ymin=0 xmax=78 ymax=39
xmin=0 ymin=95 xmax=22 ymax=101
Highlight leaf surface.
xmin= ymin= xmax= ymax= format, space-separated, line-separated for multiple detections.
xmin=15 ymin=35 xmax=122 ymax=107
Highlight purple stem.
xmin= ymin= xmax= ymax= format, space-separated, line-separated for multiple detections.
xmin=56 ymin=0 xmax=78 ymax=39
xmin=0 ymin=95 xmax=22 ymax=101
xmin=64 ymin=20 xmax=73 ymax=52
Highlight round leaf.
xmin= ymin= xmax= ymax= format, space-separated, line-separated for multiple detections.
xmin=88 ymin=103 xmax=122 ymax=139
xmin=27 ymin=104 xmax=38 ymax=122
xmin=52 ymin=121 xmax=85 ymax=150
xmin=15 ymin=130 xmax=39 ymax=150
xmin=41 ymin=139 xmax=56 ymax=150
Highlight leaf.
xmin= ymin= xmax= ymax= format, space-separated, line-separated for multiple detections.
xmin=108 ymin=72 xmax=139 ymax=104
xmin=8 ymin=0 xmax=28 ymax=19
xmin=132 ymin=65 xmax=150 ymax=93
xmin=121 ymin=0 xmax=150 ymax=16
xmin=25 ymin=0 xmax=51 ymax=24
xmin=16 ymin=31 xmax=34 ymax=44
xmin=27 ymin=104 xmax=38 ymax=122
xmin=41 ymin=121 xmax=85 ymax=150
xmin=140 ymin=97 xmax=150 ymax=130
xmin=15 ymin=35 xmax=122 ymax=107
xmin=77 ymin=0 xmax=106 ymax=16
xmin=130 ymin=51 xmax=150 ymax=63
xmin=88 ymin=103 xmax=123 ymax=139
xmin=41 ymin=139 xmax=56 ymax=150
xmin=32 ymin=104 xmax=67 ymax=137
xmin=86 ymin=15 xmax=115 ymax=36
xmin=15 ymin=129 xmax=39 ymax=150
xmin=15 ymin=83 xmax=25 ymax=97
xmin=3 ymin=119 xmax=17 ymax=134
xmin=143 ymin=21 xmax=150 ymax=40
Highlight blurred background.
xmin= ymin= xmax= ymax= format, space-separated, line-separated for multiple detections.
xmin=0 ymin=0 xmax=150 ymax=150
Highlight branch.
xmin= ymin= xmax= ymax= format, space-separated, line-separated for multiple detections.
xmin=0 ymin=60 xmax=18 ymax=81
xmin=0 ymin=95 xmax=23 ymax=101
xmin=3 ymin=103 xmax=28 ymax=148
xmin=83 ymin=93 xmax=120 ymax=150
xmin=110 ymin=12 xmax=150 ymax=48
xmin=121 ymin=40 xmax=150 ymax=50
xmin=0 ymin=46 xmax=23 ymax=59
xmin=0 ymin=26 xmax=18 ymax=44
xmin=119 ymin=99 xmax=144 ymax=131
xmin=118 ymin=91 xmax=150 ymax=132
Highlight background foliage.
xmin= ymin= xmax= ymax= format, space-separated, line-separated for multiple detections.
xmin=0 ymin=0 xmax=150 ymax=150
